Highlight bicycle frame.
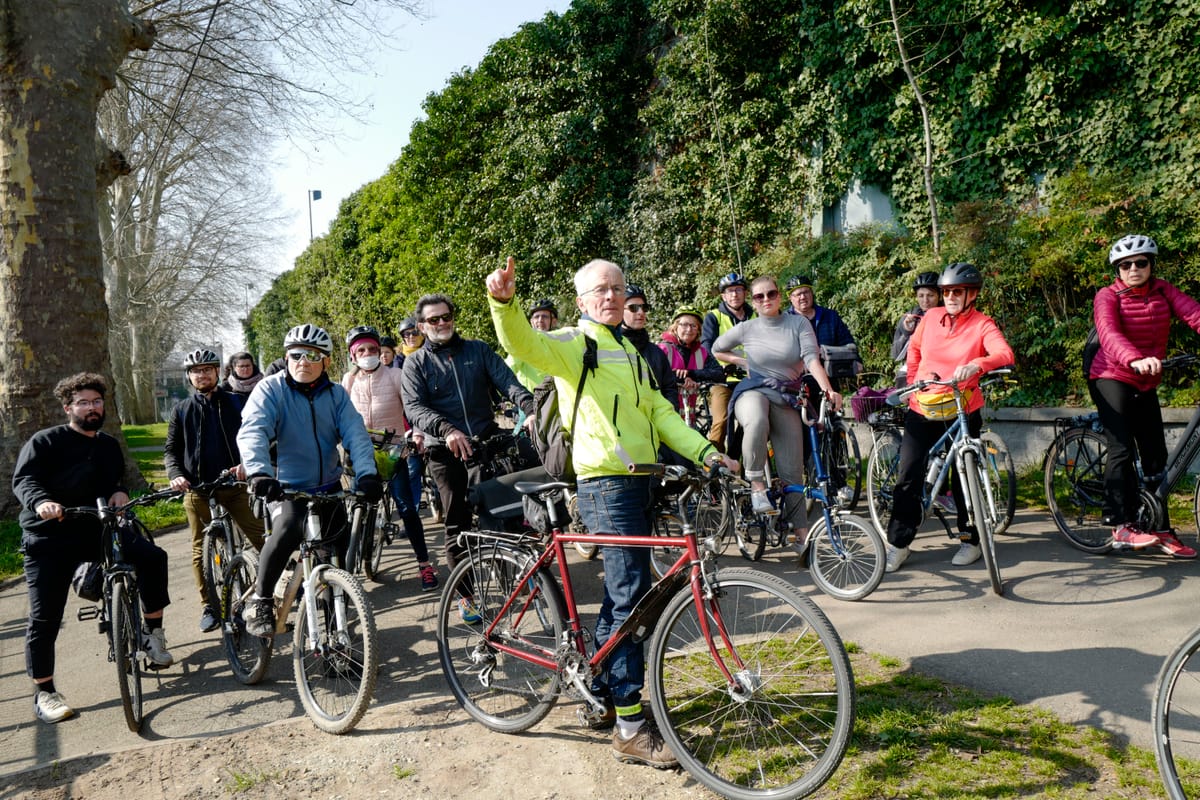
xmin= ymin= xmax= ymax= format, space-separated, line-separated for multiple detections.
xmin=781 ymin=407 xmax=851 ymax=554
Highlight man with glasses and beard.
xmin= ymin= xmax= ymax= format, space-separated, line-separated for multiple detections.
xmin=400 ymin=293 xmax=535 ymax=621
xmin=14 ymin=372 xmax=175 ymax=724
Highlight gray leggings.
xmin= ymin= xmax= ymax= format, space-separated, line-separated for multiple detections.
xmin=734 ymin=390 xmax=808 ymax=530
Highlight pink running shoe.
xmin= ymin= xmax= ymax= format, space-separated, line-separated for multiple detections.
xmin=1110 ymin=524 xmax=1159 ymax=551
xmin=1154 ymin=530 xmax=1198 ymax=559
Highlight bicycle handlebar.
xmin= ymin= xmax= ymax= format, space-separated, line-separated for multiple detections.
xmin=896 ymin=366 xmax=1014 ymax=401
xmin=188 ymin=469 xmax=243 ymax=494
xmin=62 ymin=487 xmax=183 ymax=519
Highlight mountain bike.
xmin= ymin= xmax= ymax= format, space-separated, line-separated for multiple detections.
xmin=678 ymin=381 xmax=714 ymax=435
xmin=437 ymin=464 xmax=855 ymax=800
xmin=1043 ymin=354 xmax=1200 ymax=553
xmin=227 ymin=489 xmax=379 ymax=733
xmin=1154 ymin=621 xmax=1200 ymax=799
xmin=70 ymin=488 xmax=182 ymax=732
xmin=865 ymin=371 xmax=1011 ymax=595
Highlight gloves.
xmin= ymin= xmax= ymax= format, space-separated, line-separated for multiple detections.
xmin=249 ymin=475 xmax=283 ymax=502
xmin=357 ymin=474 xmax=384 ymax=503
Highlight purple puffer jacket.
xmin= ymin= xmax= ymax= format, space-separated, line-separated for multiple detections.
xmin=1091 ymin=277 xmax=1200 ymax=391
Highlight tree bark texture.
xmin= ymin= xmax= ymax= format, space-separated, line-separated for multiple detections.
xmin=0 ymin=0 xmax=154 ymax=514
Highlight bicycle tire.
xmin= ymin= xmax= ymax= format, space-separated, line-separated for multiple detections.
xmin=651 ymin=512 xmax=687 ymax=580
xmin=866 ymin=428 xmax=903 ymax=538
xmin=1153 ymin=623 xmax=1200 ymax=800
xmin=647 ymin=568 xmax=855 ymax=799
xmin=568 ymin=492 xmax=599 ymax=560
xmin=110 ymin=578 xmax=144 ymax=733
xmin=808 ymin=512 xmax=886 ymax=601
xmin=733 ymin=491 xmax=767 ymax=562
xmin=1044 ymin=427 xmax=1113 ymax=553
xmin=963 ymin=449 xmax=1003 ymax=595
xmin=423 ymin=473 xmax=444 ymax=523
xmin=437 ymin=550 xmax=566 ymax=733
xmin=222 ymin=551 xmax=271 ymax=685
xmin=360 ymin=500 xmax=387 ymax=583
xmin=829 ymin=422 xmax=862 ymax=510
xmin=694 ymin=479 xmax=733 ymax=556
xmin=293 ymin=567 xmax=379 ymax=734
xmin=201 ymin=522 xmax=231 ymax=611
xmin=982 ymin=431 xmax=1017 ymax=534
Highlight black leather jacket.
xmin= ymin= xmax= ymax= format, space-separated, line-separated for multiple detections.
xmin=164 ymin=387 xmax=244 ymax=485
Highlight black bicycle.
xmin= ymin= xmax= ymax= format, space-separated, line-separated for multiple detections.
xmin=70 ymin=488 xmax=181 ymax=732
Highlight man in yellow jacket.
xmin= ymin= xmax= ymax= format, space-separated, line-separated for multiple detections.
xmin=487 ymin=256 xmax=736 ymax=770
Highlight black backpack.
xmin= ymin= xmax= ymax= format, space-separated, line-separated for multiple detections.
xmin=531 ymin=336 xmax=598 ymax=482
xmin=1082 ymin=326 xmax=1101 ymax=379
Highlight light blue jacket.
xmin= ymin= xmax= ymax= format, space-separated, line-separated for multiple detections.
xmin=237 ymin=371 xmax=376 ymax=491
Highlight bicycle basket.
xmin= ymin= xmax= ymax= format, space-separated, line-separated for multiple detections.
xmin=72 ymin=561 xmax=103 ymax=602
xmin=915 ymin=388 xmax=974 ymax=420
xmin=373 ymin=444 xmax=406 ymax=481
xmin=850 ymin=386 xmax=890 ymax=423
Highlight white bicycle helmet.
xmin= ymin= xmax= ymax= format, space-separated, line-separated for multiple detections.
xmin=1109 ymin=234 xmax=1158 ymax=265
xmin=183 ymin=348 xmax=221 ymax=369
xmin=284 ymin=323 xmax=333 ymax=355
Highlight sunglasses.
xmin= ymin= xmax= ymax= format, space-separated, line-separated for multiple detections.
xmin=1118 ymin=258 xmax=1151 ymax=271
xmin=423 ymin=313 xmax=454 ymax=325
xmin=752 ymin=289 xmax=780 ymax=302
xmin=287 ymin=349 xmax=324 ymax=363
xmin=400 ymin=330 xmax=420 ymax=339
xmin=941 ymin=287 xmax=967 ymax=298
xmin=625 ymin=303 xmax=650 ymax=313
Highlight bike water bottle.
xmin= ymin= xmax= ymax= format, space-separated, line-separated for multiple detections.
xmin=925 ymin=450 xmax=947 ymax=489
xmin=305 ymin=508 xmax=321 ymax=542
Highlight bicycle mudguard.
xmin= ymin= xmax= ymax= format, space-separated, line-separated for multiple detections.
xmin=622 ymin=568 xmax=692 ymax=644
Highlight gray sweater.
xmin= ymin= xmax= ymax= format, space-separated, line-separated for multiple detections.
xmin=713 ymin=312 xmax=820 ymax=383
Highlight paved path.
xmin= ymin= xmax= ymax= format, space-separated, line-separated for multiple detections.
xmin=2 ymin=504 xmax=1198 ymax=779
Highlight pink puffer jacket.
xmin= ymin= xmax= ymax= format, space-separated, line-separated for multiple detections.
xmin=341 ymin=366 xmax=409 ymax=434
xmin=1091 ymin=278 xmax=1200 ymax=391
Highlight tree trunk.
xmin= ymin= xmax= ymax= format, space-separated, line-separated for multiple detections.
xmin=0 ymin=1 xmax=155 ymax=514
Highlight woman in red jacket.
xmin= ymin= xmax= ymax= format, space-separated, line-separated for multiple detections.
xmin=1089 ymin=234 xmax=1200 ymax=558
xmin=885 ymin=262 xmax=1015 ymax=574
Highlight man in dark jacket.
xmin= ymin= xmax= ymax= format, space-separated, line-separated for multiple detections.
xmin=165 ymin=348 xmax=265 ymax=633
xmin=400 ymin=293 xmax=535 ymax=613
xmin=700 ymin=272 xmax=754 ymax=453
xmin=621 ymin=285 xmax=678 ymax=409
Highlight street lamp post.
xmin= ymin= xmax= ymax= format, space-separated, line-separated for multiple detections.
xmin=308 ymin=189 xmax=322 ymax=242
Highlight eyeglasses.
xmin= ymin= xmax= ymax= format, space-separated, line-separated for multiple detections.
xmin=752 ymin=289 xmax=780 ymax=303
xmin=188 ymin=365 xmax=217 ymax=374
xmin=400 ymin=330 xmax=420 ymax=340
xmin=70 ymin=398 xmax=104 ymax=409
xmin=1118 ymin=258 xmax=1151 ymax=271
xmin=941 ymin=287 xmax=967 ymax=298
xmin=423 ymin=313 xmax=454 ymax=325
xmin=676 ymin=321 xmax=698 ymax=330
xmin=287 ymin=349 xmax=324 ymax=363
xmin=625 ymin=303 xmax=650 ymax=313
xmin=723 ymin=286 xmax=746 ymax=294
xmin=581 ymin=284 xmax=626 ymax=298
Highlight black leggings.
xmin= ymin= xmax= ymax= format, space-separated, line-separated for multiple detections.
xmin=1089 ymin=378 xmax=1168 ymax=526
xmin=255 ymin=498 xmax=350 ymax=598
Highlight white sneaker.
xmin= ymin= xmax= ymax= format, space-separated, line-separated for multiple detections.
xmin=884 ymin=545 xmax=910 ymax=573
xmin=142 ymin=627 xmax=175 ymax=667
xmin=34 ymin=690 xmax=74 ymax=723
xmin=951 ymin=542 xmax=982 ymax=566
xmin=750 ymin=490 xmax=777 ymax=516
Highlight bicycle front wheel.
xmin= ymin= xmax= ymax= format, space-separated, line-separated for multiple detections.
xmin=1154 ymin=625 xmax=1200 ymax=800
xmin=808 ymin=512 xmax=885 ymax=601
xmin=963 ymin=449 xmax=1003 ymax=596
xmin=982 ymin=431 xmax=1017 ymax=534
xmin=866 ymin=428 xmax=902 ymax=538
xmin=436 ymin=548 xmax=566 ymax=733
xmin=110 ymin=578 xmax=144 ymax=733
xmin=827 ymin=422 xmax=862 ymax=510
xmin=201 ymin=522 xmax=230 ymax=611
xmin=293 ymin=567 xmax=379 ymax=734
xmin=362 ymin=500 xmax=388 ymax=582
xmin=223 ymin=551 xmax=271 ymax=685
xmin=1044 ymin=427 xmax=1112 ymax=553
xmin=648 ymin=568 xmax=855 ymax=799
xmin=694 ymin=479 xmax=733 ymax=556
xmin=733 ymin=491 xmax=767 ymax=562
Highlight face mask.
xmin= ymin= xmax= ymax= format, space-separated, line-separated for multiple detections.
xmin=356 ymin=355 xmax=381 ymax=371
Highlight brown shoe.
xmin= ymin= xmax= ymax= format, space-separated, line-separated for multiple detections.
xmin=612 ymin=723 xmax=679 ymax=769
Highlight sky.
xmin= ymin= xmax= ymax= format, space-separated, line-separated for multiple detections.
xmin=267 ymin=0 xmax=572 ymax=292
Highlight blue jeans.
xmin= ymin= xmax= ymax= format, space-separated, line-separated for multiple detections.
xmin=575 ymin=474 xmax=655 ymax=711
xmin=388 ymin=464 xmax=428 ymax=563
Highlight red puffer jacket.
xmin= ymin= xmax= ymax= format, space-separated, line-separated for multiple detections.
xmin=1091 ymin=277 xmax=1200 ymax=391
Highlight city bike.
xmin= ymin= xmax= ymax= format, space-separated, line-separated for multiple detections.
xmin=70 ymin=488 xmax=182 ymax=732
xmin=1044 ymin=354 xmax=1200 ymax=553
xmin=226 ymin=489 xmax=379 ymax=733
xmin=436 ymin=464 xmax=855 ymax=800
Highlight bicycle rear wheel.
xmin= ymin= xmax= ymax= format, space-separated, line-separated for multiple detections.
xmin=694 ymin=480 xmax=733 ymax=556
xmin=963 ymin=450 xmax=1003 ymax=596
xmin=361 ymin=500 xmax=388 ymax=583
xmin=647 ymin=568 xmax=855 ymax=799
xmin=568 ymin=492 xmax=599 ymax=560
xmin=110 ymin=578 xmax=144 ymax=733
xmin=651 ymin=512 xmax=687 ymax=580
xmin=982 ymin=431 xmax=1017 ymax=534
xmin=437 ymin=548 xmax=566 ymax=733
xmin=222 ymin=552 xmax=271 ymax=685
xmin=866 ymin=428 xmax=902 ymax=537
xmin=733 ymin=491 xmax=766 ymax=562
xmin=293 ymin=567 xmax=378 ymax=734
xmin=201 ymin=522 xmax=231 ymax=611
xmin=826 ymin=422 xmax=862 ymax=510
xmin=808 ymin=512 xmax=885 ymax=601
xmin=1154 ymin=624 xmax=1200 ymax=800
xmin=1044 ymin=427 xmax=1112 ymax=553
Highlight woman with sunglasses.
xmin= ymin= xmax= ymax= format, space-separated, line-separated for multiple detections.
xmin=713 ymin=275 xmax=841 ymax=550
xmin=884 ymin=262 xmax=1014 ymax=574
xmin=1089 ymin=235 xmax=1200 ymax=558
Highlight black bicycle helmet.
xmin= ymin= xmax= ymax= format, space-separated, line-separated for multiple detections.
xmin=379 ymin=335 xmax=398 ymax=349
xmin=284 ymin=323 xmax=334 ymax=355
xmin=397 ymin=317 xmax=418 ymax=335
xmin=785 ymin=275 xmax=814 ymax=292
xmin=625 ymin=284 xmax=647 ymax=302
xmin=527 ymin=298 xmax=558 ymax=318
xmin=717 ymin=272 xmax=746 ymax=291
xmin=183 ymin=348 xmax=221 ymax=370
xmin=938 ymin=262 xmax=983 ymax=288
xmin=913 ymin=271 xmax=940 ymax=291
xmin=1109 ymin=234 xmax=1158 ymax=265
xmin=344 ymin=325 xmax=380 ymax=348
